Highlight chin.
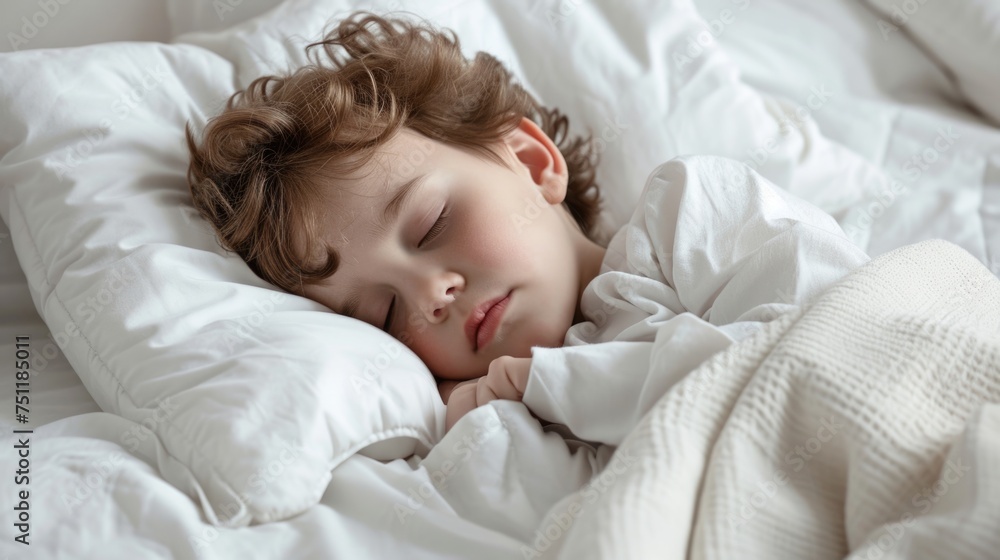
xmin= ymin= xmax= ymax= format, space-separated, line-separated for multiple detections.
xmin=525 ymin=326 xmax=570 ymax=353
xmin=439 ymin=367 xmax=486 ymax=382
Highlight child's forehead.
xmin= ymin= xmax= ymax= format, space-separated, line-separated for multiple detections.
xmin=311 ymin=131 xmax=436 ymax=217
xmin=316 ymin=127 xmax=509 ymax=205
xmin=335 ymin=128 xmax=440 ymax=186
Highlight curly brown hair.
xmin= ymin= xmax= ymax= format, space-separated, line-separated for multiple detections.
xmin=185 ymin=10 xmax=605 ymax=296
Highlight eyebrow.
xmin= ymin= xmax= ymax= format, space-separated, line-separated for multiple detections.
xmin=334 ymin=173 xmax=429 ymax=320
xmin=373 ymin=173 xmax=429 ymax=240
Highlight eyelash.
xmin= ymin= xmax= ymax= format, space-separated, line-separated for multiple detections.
xmin=419 ymin=207 xmax=450 ymax=248
xmin=383 ymin=207 xmax=450 ymax=332
xmin=382 ymin=296 xmax=396 ymax=332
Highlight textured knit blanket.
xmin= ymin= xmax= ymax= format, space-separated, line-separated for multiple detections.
xmin=542 ymin=240 xmax=1000 ymax=559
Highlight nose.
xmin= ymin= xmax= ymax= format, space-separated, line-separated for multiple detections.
xmin=412 ymin=271 xmax=464 ymax=324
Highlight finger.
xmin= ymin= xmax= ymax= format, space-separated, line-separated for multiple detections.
xmin=445 ymin=405 xmax=462 ymax=433
xmin=445 ymin=382 xmax=479 ymax=432
xmin=487 ymin=357 xmax=526 ymax=401
xmin=438 ymin=380 xmax=461 ymax=403
xmin=475 ymin=375 xmax=500 ymax=406
xmin=489 ymin=368 xmax=523 ymax=401
xmin=508 ymin=358 xmax=531 ymax=397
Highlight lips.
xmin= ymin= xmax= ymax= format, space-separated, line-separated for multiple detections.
xmin=464 ymin=290 xmax=512 ymax=352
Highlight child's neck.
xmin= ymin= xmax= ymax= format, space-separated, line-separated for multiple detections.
xmin=572 ymin=229 xmax=607 ymax=325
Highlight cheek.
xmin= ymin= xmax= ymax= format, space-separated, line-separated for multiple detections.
xmin=397 ymin=310 xmax=465 ymax=376
xmin=405 ymin=331 xmax=477 ymax=380
xmin=453 ymin=212 xmax=536 ymax=269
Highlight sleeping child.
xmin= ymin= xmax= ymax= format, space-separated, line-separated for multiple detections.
xmin=184 ymin=10 xmax=870 ymax=443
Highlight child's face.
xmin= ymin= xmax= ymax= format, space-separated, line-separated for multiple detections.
xmin=299 ymin=118 xmax=600 ymax=380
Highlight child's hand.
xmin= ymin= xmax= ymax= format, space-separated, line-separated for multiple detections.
xmin=443 ymin=378 xmax=479 ymax=433
xmin=443 ymin=356 xmax=532 ymax=432
xmin=475 ymin=355 xmax=531 ymax=405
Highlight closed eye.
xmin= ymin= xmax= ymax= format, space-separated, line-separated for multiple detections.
xmin=418 ymin=207 xmax=449 ymax=248
xmin=384 ymin=207 xmax=448 ymax=332
xmin=382 ymin=296 xmax=395 ymax=332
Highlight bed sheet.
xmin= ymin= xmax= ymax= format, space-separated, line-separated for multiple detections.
xmin=695 ymin=0 xmax=1000 ymax=273
xmin=1 ymin=0 xmax=998 ymax=558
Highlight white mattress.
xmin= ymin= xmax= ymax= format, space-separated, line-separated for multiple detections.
xmin=1 ymin=0 xmax=998 ymax=558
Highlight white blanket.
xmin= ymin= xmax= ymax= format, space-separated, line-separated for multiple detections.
xmin=537 ymin=239 xmax=1000 ymax=559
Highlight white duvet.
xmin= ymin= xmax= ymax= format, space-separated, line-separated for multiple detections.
xmin=541 ymin=237 xmax=1000 ymax=559
xmin=423 ymin=158 xmax=1000 ymax=559
xmin=418 ymin=152 xmax=870 ymax=544
xmin=2 ymin=153 xmax=997 ymax=560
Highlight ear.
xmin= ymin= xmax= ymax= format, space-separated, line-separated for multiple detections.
xmin=501 ymin=117 xmax=569 ymax=204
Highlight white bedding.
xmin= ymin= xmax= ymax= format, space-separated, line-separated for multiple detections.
xmin=522 ymin=154 xmax=871 ymax=445
xmin=2 ymin=0 xmax=999 ymax=558
xmin=545 ymin=237 xmax=1000 ymax=559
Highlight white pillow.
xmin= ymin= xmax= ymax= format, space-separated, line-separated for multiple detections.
xmin=0 ymin=30 xmax=444 ymax=527
xmin=0 ymin=0 xmax=882 ymax=525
